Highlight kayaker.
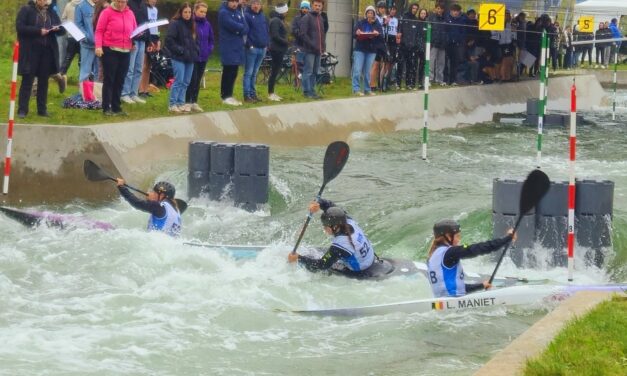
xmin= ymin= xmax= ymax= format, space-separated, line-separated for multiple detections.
xmin=116 ymin=179 xmax=182 ymax=237
xmin=288 ymin=199 xmax=376 ymax=276
xmin=426 ymin=219 xmax=516 ymax=297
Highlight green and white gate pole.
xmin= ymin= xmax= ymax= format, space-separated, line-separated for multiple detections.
xmin=421 ymin=23 xmax=431 ymax=161
xmin=536 ymin=30 xmax=547 ymax=168
xmin=543 ymin=31 xmax=549 ymax=116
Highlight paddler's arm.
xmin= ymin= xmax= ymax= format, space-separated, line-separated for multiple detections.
xmin=116 ymin=179 xmax=166 ymax=217
xmin=289 ymin=245 xmax=350 ymax=271
xmin=442 ymin=233 xmax=514 ymax=268
xmin=465 ymin=281 xmax=491 ymax=294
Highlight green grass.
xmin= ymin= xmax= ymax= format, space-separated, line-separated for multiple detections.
xmin=524 ymin=295 xmax=627 ymax=376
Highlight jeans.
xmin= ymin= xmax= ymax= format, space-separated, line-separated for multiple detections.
xmin=79 ymin=44 xmax=98 ymax=82
xmin=351 ymin=50 xmax=376 ymax=93
xmin=122 ymin=40 xmax=145 ymax=97
xmin=243 ymin=47 xmax=266 ymax=98
xmin=60 ymin=38 xmax=81 ymax=75
xmin=302 ymin=52 xmax=320 ymax=96
xmin=169 ymin=59 xmax=194 ymax=106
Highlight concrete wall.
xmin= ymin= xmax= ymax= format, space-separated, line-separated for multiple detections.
xmin=0 ymin=75 xmax=606 ymax=206
xmin=326 ymin=0 xmax=354 ymax=77
xmin=587 ymin=69 xmax=627 ymax=87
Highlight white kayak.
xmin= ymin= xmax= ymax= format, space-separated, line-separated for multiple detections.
xmin=291 ymin=284 xmax=627 ymax=317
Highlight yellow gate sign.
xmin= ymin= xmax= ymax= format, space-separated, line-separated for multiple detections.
xmin=479 ymin=3 xmax=505 ymax=31
xmin=578 ymin=16 xmax=594 ymax=33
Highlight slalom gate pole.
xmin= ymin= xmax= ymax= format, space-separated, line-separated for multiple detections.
xmin=568 ymin=80 xmax=577 ymax=282
xmin=543 ymin=34 xmax=549 ymax=117
xmin=422 ymin=23 xmax=431 ymax=161
xmin=612 ymin=49 xmax=618 ymax=121
xmin=3 ymin=41 xmax=19 ymax=195
xmin=536 ymin=31 xmax=547 ymax=168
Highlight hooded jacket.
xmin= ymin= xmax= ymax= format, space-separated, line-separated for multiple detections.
xmin=95 ymin=4 xmax=137 ymax=50
xmin=16 ymin=0 xmax=64 ymax=75
xmin=299 ymin=9 xmax=325 ymax=54
xmin=245 ymin=6 xmax=269 ymax=48
xmin=195 ymin=15 xmax=214 ymax=62
xmin=218 ymin=2 xmax=249 ymax=65
xmin=269 ymin=11 xmax=289 ymax=53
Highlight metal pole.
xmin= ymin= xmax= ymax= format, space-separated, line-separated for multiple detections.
xmin=422 ymin=23 xmax=431 ymax=161
xmin=567 ymin=80 xmax=577 ymax=282
xmin=612 ymin=49 xmax=618 ymax=121
xmin=536 ymin=31 xmax=547 ymax=168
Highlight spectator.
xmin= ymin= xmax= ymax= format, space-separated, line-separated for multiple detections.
xmin=95 ymin=0 xmax=137 ymax=116
xmin=139 ymin=0 xmax=161 ymax=97
xmin=492 ymin=10 xmax=515 ymax=81
xmin=369 ymin=1 xmax=388 ymax=92
xmin=59 ymin=0 xmax=82 ymax=85
xmin=595 ymin=22 xmax=606 ymax=68
xmin=461 ymin=36 xmax=481 ymax=84
xmin=267 ymin=2 xmax=289 ymax=101
xmin=428 ymin=2 xmax=447 ymax=85
xmin=75 ymin=0 xmax=102 ymax=89
xmin=16 ymin=0 xmax=66 ymax=118
xmin=380 ymin=4 xmax=398 ymax=91
xmin=218 ymin=0 xmax=249 ymax=106
xmin=395 ymin=4 xmax=419 ymax=90
xmin=351 ymin=5 xmax=383 ymax=96
xmin=185 ymin=1 xmax=214 ymax=112
xmin=93 ymin=0 xmax=110 ymax=82
xmin=299 ymin=0 xmax=326 ymax=99
xmin=165 ymin=2 xmax=198 ymax=113
xmin=608 ymin=18 xmax=622 ymax=64
xmin=444 ymin=3 xmax=467 ymax=85
xmin=601 ymin=21 xmax=612 ymax=67
xmin=545 ymin=16 xmax=558 ymax=71
xmin=290 ymin=1 xmax=310 ymax=80
xmin=243 ymin=0 xmax=269 ymax=102
xmin=512 ymin=11 xmax=527 ymax=76
xmin=562 ymin=25 xmax=573 ymax=69
xmin=121 ymin=0 xmax=149 ymax=104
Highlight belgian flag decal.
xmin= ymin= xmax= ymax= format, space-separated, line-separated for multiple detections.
xmin=432 ymin=301 xmax=445 ymax=310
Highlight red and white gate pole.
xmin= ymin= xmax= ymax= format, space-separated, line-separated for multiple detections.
xmin=3 ymin=41 xmax=19 ymax=195
xmin=567 ymin=81 xmax=577 ymax=282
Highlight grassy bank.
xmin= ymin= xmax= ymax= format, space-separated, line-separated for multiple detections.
xmin=524 ymin=295 xmax=627 ymax=376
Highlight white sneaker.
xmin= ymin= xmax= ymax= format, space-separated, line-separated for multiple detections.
xmin=222 ymin=97 xmax=242 ymax=106
xmin=169 ymin=105 xmax=182 ymax=113
xmin=368 ymin=91 xmax=377 ymax=96
xmin=130 ymin=95 xmax=146 ymax=104
xmin=191 ymin=103 xmax=204 ymax=112
xmin=181 ymin=103 xmax=192 ymax=113
xmin=268 ymin=93 xmax=282 ymax=102
xmin=121 ymin=95 xmax=136 ymax=104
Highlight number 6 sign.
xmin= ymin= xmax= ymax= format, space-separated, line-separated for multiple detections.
xmin=479 ymin=3 xmax=505 ymax=31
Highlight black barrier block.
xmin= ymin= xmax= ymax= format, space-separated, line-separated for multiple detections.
xmin=208 ymin=172 xmax=232 ymax=200
xmin=234 ymin=144 xmax=270 ymax=175
xmin=493 ymin=179 xmax=530 ymax=215
xmin=544 ymin=113 xmax=564 ymax=127
xmin=536 ymin=215 xmax=568 ymax=266
xmin=188 ymin=141 xmax=213 ymax=171
xmin=210 ymin=143 xmax=235 ymax=174
xmin=232 ymin=174 xmax=269 ymax=204
xmin=492 ymin=213 xmax=535 ymax=267
xmin=187 ymin=171 xmax=210 ymax=198
xmin=576 ymin=214 xmax=611 ymax=268
xmin=527 ymin=98 xmax=540 ymax=115
xmin=524 ymin=114 xmax=539 ymax=125
xmin=575 ymin=180 xmax=614 ymax=215
xmin=536 ymin=181 xmax=568 ymax=216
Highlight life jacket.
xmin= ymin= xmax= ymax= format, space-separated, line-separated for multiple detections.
xmin=427 ymin=245 xmax=466 ymax=297
xmin=331 ymin=219 xmax=375 ymax=271
xmin=147 ymin=200 xmax=181 ymax=237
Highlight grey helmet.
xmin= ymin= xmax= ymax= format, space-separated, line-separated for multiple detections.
xmin=321 ymin=207 xmax=347 ymax=227
xmin=153 ymin=181 xmax=176 ymax=199
xmin=433 ymin=219 xmax=461 ymax=237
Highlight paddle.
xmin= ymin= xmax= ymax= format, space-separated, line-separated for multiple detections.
xmin=488 ymin=169 xmax=550 ymax=285
xmin=0 ymin=206 xmax=42 ymax=227
xmin=291 ymin=141 xmax=350 ymax=254
xmin=83 ymin=160 xmax=188 ymax=214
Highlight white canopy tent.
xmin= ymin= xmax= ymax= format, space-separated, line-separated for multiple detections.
xmin=574 ymin=0 xmax=627 ymax=25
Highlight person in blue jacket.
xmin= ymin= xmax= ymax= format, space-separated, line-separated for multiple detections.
xmin=243 ymin=0 xmax=269 ymax=102
xmin=426 ymin=219 xmax=516 ymax=297
xmin=288 ymin=199 xmax=376 ymax=277
xmin=116 ymin=179 xmax=182 ymax=237
xmin=218 ymin=0 xmax=249 ymax=106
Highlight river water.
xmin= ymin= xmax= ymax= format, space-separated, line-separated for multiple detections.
xmin=1 ymin=91 xmax=626 ymax=375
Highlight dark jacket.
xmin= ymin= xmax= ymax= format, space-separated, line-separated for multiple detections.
xmin=128 ymin=0 xmax=149 ymax=41
xmin=428 ymin=13 xmax=447 ymax=48
xmin=195 ymin=16 xmax=214 ymax=62
xmin=300 ymin=10 xmax=326 ymax=54
xmin=445 ymin=13 xmax=467 ymax=45
xmin=290 ymin=12 xmax=306 ymax=48
xmin=245 ymin=7 xmax=269 ymax=48
xmin=353 ymin=18 xmax=384 ymax=54
xmin=16 ymin=0 xmax=65 ymax=76
xmin=218 ymin=3 xmax=248 ymax=65
xmin=269 ymin=11 xmax=289 ymax=53
xmin=165 ymin=18 xmax=198 ymax=63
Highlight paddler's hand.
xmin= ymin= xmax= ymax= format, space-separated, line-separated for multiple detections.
xmin=116 ymin=178 xmax=125 ymax=187
xmin=287 ymin=252 xmax=299 ymax=263
xmin=483 ymin=280 xmax=492 ymax=290
xmin=507 ymin=228 xmax=517 ymax=243
xmin=308 ymin=201 xmax=321 ymax=214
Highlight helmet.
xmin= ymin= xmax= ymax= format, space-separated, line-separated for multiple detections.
xmin=376 ymin=1 xmax=386 ymax=8
xmin=321 ymin=207 xmax=347 ymax=227
xmin=153 ymin=181 xmax=176 ymax=199
xmin=433 ymin=219 xmax=461 ymax=237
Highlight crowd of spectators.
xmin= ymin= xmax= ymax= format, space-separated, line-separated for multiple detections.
xmin=14 ymin=0 xmax=624 ymax=119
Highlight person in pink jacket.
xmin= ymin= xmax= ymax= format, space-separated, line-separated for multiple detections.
xmin=95 ymin=0 xmax=136 ymax=116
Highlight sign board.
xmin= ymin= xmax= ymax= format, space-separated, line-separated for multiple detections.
xmin=479 ymin=3 xmax=505 ymax=31
xmin=578 ymin=16 xmax=594 ymax=33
